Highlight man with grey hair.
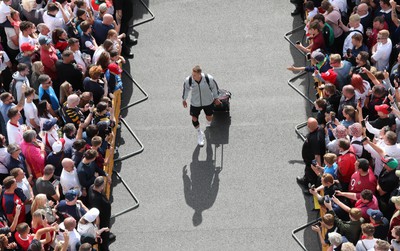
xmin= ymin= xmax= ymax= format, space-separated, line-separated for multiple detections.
xmin=60 ymin=93 xmax=91 ymax=128
xmin=328 ymin=232 xmax=344 ymax=249
xmin=33 ymin=164 xmax=60 ymax=202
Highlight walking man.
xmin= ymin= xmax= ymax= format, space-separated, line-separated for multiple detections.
xmin=182 ymin=65 xmax=220 ymax=146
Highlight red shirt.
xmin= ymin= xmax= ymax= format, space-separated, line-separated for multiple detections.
xmin=40 ymin=45 xmax=58 ymax=80
xmin=337 ymin=149 xmax=357 ymax=184
xmin=311 ymin=32 xmax=326 ymax=53
xmin=349 ymin=168 xmax=377 ymax=195
xmin=355 ymin=194 xmax=379 ymax=222
xmin=14 ymin=233 xmax=34 ymax=251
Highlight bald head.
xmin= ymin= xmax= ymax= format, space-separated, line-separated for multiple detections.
xmin=67 ymin=94 xmax=80 ymax=107
xmin=357 ymin=3 xmax=368 ymax=15
xmin=63 ymin=217 xmax=76 ymax=230
xmin=62 ymin=158 xmax=75 ymax=171
xmin=103 ymin=14 xmax=114 ymax=25
xmin=307 ymin=117 xmax=318 ymax=132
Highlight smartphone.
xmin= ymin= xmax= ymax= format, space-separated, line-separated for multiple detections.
xmin=311 ymin=159 xmax=317 ymax=165
xmin=52 ymin=180 xmax=60 ymax=187
xmin=324 ymin=195 xmax=330 ymax=203
xmin=361 ymin=137 xmax=368 ymax=143
xmin=306 ymin=53 xmax=311 ymax=61
xmin=89 ymin=100 xmax=94 ymax=106
xmin=389 ymin=88 xmax=393 ymax=96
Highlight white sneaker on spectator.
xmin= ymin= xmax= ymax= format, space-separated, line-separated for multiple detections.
xmin=197 ymin=131 xmax=205 ymax=146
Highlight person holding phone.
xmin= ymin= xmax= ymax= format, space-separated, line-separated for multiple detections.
xmin=33 ymin=164 xmax=60 ymax=203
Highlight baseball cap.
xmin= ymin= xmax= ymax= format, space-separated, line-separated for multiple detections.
xmin=320 ymin=69 xmax=337 ymax=84
xmin=367 ymin=209 xmax=383 ymax=222
xmin=311 ymin=51 xmax=325 ymax=62
xmin=20 ymin=43 xmax=35 ymax=52
xmin=382 ymin=156 xmax=398 ymax=169
xmin=375 ymin=104 xmax=390 ymax=115
xmin=42 ymin=118 xmax=58 ymax=131
xmin=83 ymin=208 xmax=99 ymax=222
xmin=65 ymin=189 xmax=78 ymax=201
xmin=52 ymin=138 xmax=65 ymax=153
xmin=108 ymin=63 xmax=122 ymax=75
xmin=38 ymin=36 xmax=52 ymax=46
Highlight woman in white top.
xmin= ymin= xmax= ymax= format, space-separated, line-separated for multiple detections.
xmin=351 ymin=74 xmax=371 ymax=107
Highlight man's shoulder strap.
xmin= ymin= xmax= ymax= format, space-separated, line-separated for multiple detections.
xmin=188 ymin=73 xmax=211 ymax=88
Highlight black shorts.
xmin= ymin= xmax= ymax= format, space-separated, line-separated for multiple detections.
xmin=190 ymin=104 xmax=214 ymax=117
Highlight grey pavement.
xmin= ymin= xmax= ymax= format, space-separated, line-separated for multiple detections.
xmin=109 ymin=0 xmax=320 ymax=250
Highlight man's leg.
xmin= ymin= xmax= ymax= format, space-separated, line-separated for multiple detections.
xmin=190 ymin=106 xmax=204 ymax=146
xmin=204 ymin=104 xmax=214 ymax=127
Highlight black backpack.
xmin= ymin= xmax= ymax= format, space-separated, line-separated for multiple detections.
xmin=188 ymin=74 xmax=218 ymax=91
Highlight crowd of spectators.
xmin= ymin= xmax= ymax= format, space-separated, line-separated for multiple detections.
xmin=287 ymin=0 xmax=400 ymax=250
xmin=0 ymin=0 xmax=133 ymax=250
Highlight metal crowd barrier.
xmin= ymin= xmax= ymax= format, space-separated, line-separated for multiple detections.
xmin=104 ymin=0 xmax=155 ymax=220
xmin=285 ymin=23 xmax=327 ymax=251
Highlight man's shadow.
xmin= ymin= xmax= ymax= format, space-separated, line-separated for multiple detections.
xmin=183 ymin=133 xmax=220 ymax=226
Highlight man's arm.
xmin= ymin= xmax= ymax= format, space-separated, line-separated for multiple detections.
xmin=390 ymin=0 xmax=400 ymax=27
xmin=182 ymin=79 xmax=190 ymax=108
xmin=16 ymin=84 xmax=26 ymax=111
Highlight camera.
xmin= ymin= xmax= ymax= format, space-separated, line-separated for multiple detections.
xmin=324 ymin=195 xmax=331 ymax=203
xmin=308 ymin=183 xmax=315 ymax=190
xmin=311 ymin=159 xmax=317 ymax=166
xmin=306 ymin=53 xmax=311 ymax=61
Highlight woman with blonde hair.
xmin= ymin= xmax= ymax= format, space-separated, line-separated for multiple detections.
xmin=59 ymin=82 xmax=74 ymax=105
xmin=31 ymin=194 xmax=57 ymax=224
xmin=30 ymin=61 xmax=44 ymax=92
xmin=20 ymin=0 xmax=45 ymax=25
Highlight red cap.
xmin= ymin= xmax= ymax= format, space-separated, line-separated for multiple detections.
xmin=108 ymin=63 xmax=122 ymax=75
xmin=320 ymin=69 xmax=337 ymax=84
xmin=20 ymin=43 xmax=35 ymax=52
xmin=375 ymin=104 xmax=390 ymax=114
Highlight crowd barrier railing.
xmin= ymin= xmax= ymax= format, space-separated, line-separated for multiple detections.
xmin=285 ymin=23 xmax=328 ymax=251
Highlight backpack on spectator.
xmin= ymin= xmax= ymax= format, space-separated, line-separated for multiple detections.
xmin=8 ymin=79 xmax=17 ymax=104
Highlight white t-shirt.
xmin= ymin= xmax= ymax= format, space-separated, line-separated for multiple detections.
xmin=354 ymin=80 xmax=371 ymax=107
xmin=17 ymin=178 xmax=32 ymax=213
xmin=24 ymin=101 xmax=40 ymax=129
xmin=43 ymin=11 xmax=64 ymax=33
xmin=19 ymin=33 xmax=37 ymax=51
xmin=92 ymin=46 xmax=105 ymax=64
xmin=329 ymin=0 xmax=347 ymax=14
xmin=372 ymin=39 xmax=392 ymax=71
xmin=0 ymin=1 xmax=11 ymax=24
xmin=56 ymin=223 xmax=81 ymax=251
xmin=73 ymin=50 xmax=86 ymax=73
xmin=60 ymin=167 xmax=81 ymax=194
xmin=0 ymin=148 xmax=8 ymax=174
xmin=0 ymin=51 xmax=10 ymax=73
xmin=6 ymin=121 xmax=23 ymax=145
xmin=77 ymin=222 xmax=97 ymax=238
xmin=63 ymin=133 xmax=75 ymax=153
xmin=343 ymin=25 xmax=364 ymax=56
xmin=4 ymin=27 xmax=18 ymax=50
xmin=355 ymin=238 xmax=376 ymax=251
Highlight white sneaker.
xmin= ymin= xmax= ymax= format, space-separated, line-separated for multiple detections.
xmin=197 ymin=131 xmax=205 ymax=146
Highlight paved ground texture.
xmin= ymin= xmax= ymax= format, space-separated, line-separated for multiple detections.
xmin=109 ymin=0 xmax=321 ymax=250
